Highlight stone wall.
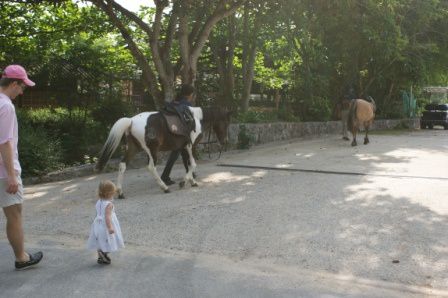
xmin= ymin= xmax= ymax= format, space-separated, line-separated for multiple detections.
xmin=225 ymin=118 xmax=420 ymax=146
xmin=23 ymin=118 xmax=420 ymax=185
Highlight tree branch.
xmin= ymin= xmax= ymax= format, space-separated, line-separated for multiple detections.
xmin=190 ymin=0 xmax=247 ymax=63
xmin=92 ymin=0 xmax=161 ymax=100
xmin=109 ymin=0 xmax=153 ymax=37
xmin=149 ymin=1 xmax=170 ymax=91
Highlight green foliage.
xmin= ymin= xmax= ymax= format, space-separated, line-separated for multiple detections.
xmin=376 ymin=103 xmax=403 ymax=120
xmin=393 ymin=120 xmax=410 ymax=130
xmin=1 ymin=2 xmax=137 ymax=106
xmin=18 ymin=125 xmax=64 ymax=177
xmin=277 ymin=105 xmax=299 ymax=122
xmin=294 ymin=96 xmax=332 ymax=122
xmin=91 ymin=97 xmax=134 ymax=128
xmin=416 ymin=97 xmax=431 ymax=117
xmin=235 ymin=109 xmax=278 ymax=123
xmin=237 ymin=124 xmax=255 ymax=149
xmin=17 ymin=108 xmax=107 ymax=167
xmin=235 ymin=106 xmax=299 ymax=123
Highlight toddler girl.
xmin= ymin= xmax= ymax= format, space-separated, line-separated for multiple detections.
xmin=87 ymin=180 xmax=124 ymax=264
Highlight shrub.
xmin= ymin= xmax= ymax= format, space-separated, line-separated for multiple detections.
xmin=277 ymin=105 xmax=299 ymax=122
xmin=18 ymin=125 xmax=64 ymax=177
xmin=17 ymin=108 xmax=108 ymax=166
xmin=235 ymin=110 xmax=277 ymax=123
xmin=301 ymin=96 xmax=332 ymax=121
xmin=237 ymin=124 xmax=254 ymax=149
xmin=91 ymin=96 xmax=134 ymax=128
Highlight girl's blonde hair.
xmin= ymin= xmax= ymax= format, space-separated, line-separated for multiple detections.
xmin=98 ymin=180 xmax=117 ymax=199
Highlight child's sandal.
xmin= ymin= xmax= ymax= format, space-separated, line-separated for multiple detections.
xmin=97 ymin=251 xmax=111 ymax=265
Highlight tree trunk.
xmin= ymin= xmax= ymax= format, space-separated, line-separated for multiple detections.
xmin=211 ymin=15 xmax=236 ymax=108
xmin=240 ymin=4 xmax=260 ymax=112
xmin=241 ymin=43 xmax=257 ymax=112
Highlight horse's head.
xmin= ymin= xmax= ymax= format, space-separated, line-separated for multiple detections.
xmin=367 ymin=96 xmax=376 ymax=112
xmin=202 ymin=107 xmax=232 ymax=147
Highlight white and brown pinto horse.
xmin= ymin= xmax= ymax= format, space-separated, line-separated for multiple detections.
xmin=96 ymin=107 xmax=231 ymax=198
xmin=347 ymin=97 xmax=376 ymax=146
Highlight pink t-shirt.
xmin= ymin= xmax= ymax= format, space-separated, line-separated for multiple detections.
xmin=0 ymin=93 xmax=21 ymax=178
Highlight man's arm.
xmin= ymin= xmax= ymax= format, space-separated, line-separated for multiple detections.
xmin=0 ymin=141 xmax=18 ymax=194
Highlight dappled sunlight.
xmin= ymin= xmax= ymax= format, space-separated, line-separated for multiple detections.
xmin=275 ymin=163 xmax=292 ymax=168
xmin=203 ymin=171 xmax=251 ymax=183
xmin=295 ymin=152 xmax=316 ymax=158
xmin=62 ymin=185 xmax=81 ymax=193
xmin=353 ymin=153 xmax=381 ymax=161
xmin=24 ymin=191 xmax=48 ymax=201
xmin=382 ymin=148 xmax=425 ymax=159
xmin=84 ymin=176 xmax=98 ymax=181
xmin=220 ymin=196 xmax=245 ymax=204
xmin=243 ymin=182 xmax=256 ymax=186
xmin=203 ymin=169 xmax=267 ymax=184
xmin=283 ymin=224 xmax=320 ymax=241
xmin=343 ymin=173 xmax=448 ymax=216
xmin=252 ymin=170 xmax=267 ymax=177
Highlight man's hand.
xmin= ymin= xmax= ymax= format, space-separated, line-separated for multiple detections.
xmin=108 ymin=228 xmax=115 ymax=235
xmin=6 ymin=175 xmax=18 ymax=194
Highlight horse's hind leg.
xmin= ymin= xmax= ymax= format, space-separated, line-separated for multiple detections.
xmin=117 ymin=137 xmax=140 ymax=199
xmin=351 ymin=128 xmax=358 ymax=146
xmin=180 ymin=144 xmax=198 ymax=188
xmin=181 ymin=148 xmax=197 ymax=179
xmin=116 ymin=162 xmax=126 ymax=199
xmin=143 ymin=144 xmax=170 ymax=193
xmin=364 ymin=124 xmax=370 ymax=145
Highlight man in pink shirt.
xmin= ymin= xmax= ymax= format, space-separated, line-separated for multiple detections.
xmin=0 ymin=65 xmax=43 ymax=270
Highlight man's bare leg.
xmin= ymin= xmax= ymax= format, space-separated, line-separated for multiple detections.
xmin=3 ymin=204 xmax=28 ymax=262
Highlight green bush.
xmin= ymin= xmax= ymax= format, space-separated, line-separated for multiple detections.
xmin=393 ymin=119 xmax=410 ymax=129
xmin=237 ymin=124 xmax=255 ymax=149
xmin=302 ymin=96 xmax=332 ymax=121
xmin=235 ymin=110 xmax=278 ymax=123
xmin=17 ymin=108 xmax=108 ymax=167
xmin=18 ymin=125 xmax=64 ymax=177
xmin=277 ymin=105 xmax=299 ymax=122
xmin=91 ymin=96 xmax=134 ymax=127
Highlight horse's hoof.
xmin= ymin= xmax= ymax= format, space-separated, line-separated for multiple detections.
xmin=351 ymin=142 xmax=357 ymax=147
xmin=164 ymin=188 xmax=171 ymax=193
xmin=192 ymin=183 xmax=198 ymax=187
xmin=118 ymin=193 xmax=125 ymax=199
xmin=364 ymin=139 xmax=369 ymax=145
xmin=179 ymin=181 xmax=185 ymax=188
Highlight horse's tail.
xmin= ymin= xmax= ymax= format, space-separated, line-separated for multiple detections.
xmin=96 ymin=117 xmax=132 ymax=172
xmin=347 ymin=100 xmax=357 ymax=132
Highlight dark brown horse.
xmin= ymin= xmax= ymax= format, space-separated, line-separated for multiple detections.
xmin=96 ymin=107 xmax=231 ymax=198
xmin=347 ymin=97 xmax=376 ymax=146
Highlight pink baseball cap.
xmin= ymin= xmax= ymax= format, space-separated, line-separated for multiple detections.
xmin=2 ymin=64 xmax=35 ymax=87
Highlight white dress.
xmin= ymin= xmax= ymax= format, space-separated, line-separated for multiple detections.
xmin=87 ymin=199 xmax=124 ymax=252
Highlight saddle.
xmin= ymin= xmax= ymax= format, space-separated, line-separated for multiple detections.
xmin=161 ymin=102 xmax=196 ymax=139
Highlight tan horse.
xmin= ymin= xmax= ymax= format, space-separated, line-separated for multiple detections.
xmin=347 ymin=97 xmax=376 ymax=146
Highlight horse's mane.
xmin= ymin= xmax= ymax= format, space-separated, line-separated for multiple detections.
xmin=201 ymin=106 xmax=230 ymax=124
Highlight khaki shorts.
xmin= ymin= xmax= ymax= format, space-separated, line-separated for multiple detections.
xmin=0 ymin=175 xmax=24 ymax=208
